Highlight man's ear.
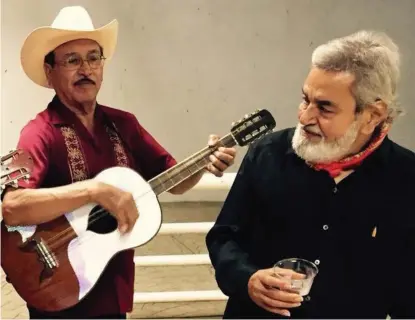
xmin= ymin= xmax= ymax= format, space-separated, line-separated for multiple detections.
xmin=361 ymin=99 xmax=388 ymax=135
xmin=43 ymin=63 xmax=54 ymax=88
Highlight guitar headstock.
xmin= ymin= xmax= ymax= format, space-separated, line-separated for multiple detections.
xmin=1 ymin=149 xmax=34 ymax=191
xmin=231 ymin=109 xmax=276 ymax=147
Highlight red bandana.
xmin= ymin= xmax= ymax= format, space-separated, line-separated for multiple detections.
xmin=308 ymin=123 xmax=389 ymax=178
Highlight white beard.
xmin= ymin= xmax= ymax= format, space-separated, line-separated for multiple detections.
xmin=291 ymin=120 xmax=360 ymax=163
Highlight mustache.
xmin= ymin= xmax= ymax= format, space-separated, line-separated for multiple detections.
xmin=302 ymin=124 xmax=322 ymax=135
xmin=74 ymin=77 xmax=95 ymax=85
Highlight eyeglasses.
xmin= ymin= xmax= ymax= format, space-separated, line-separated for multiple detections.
xmin=56 ymin=52 xmax=106 ymax=70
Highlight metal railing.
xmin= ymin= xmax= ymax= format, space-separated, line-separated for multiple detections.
xmin=134 ymin=290 xmax=228 ymax=303
xmin=159 ymin=222 xmax=214 ymax=234
xmin=133 ymin=173 xmax=235 ymax=304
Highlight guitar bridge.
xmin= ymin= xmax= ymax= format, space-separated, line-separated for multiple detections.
xmin=20 ymin=237 xmax=59 ymax=283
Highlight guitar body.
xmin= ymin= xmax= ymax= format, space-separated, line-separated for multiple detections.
xmin=1 ymin=166 xmax=162 ymax=312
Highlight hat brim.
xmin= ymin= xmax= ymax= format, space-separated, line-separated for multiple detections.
xmin=20 ymin=19 xmax=118 ymax=88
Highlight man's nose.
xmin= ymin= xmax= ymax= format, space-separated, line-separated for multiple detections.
xmin=298 ymin=104 xmax=318 ymax=125
xmin=77 ymin=60 xmax=92 ymax=76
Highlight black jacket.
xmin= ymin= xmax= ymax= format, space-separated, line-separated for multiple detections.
xmin=206 ymin=128 xmax=415 ymax=319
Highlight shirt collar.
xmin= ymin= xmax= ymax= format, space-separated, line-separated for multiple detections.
xmin=48 ymin=94 xmax=106 ymax=126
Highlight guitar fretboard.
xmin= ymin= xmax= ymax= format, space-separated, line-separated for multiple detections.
xmin=149 ymin=133 xmax=236 ymax=195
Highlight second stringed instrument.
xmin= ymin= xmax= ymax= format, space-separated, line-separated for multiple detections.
xmin=1 ymin=149 xmax=33 ymax=191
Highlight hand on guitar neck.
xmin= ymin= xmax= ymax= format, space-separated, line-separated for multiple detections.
xmin=169 ymin=134 xmax=237 ymax=194
xmin=2 ymin=179 xmax=139 ymax=233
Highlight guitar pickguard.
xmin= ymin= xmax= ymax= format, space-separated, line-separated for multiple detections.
xmin=5 ymin=224 xmax=36 ymax=242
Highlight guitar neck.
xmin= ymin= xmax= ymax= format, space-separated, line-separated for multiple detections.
xmin=149 ymin=133 xmax=236 ymax=195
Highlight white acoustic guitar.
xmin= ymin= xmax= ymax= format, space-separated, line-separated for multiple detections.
xmin=1 ymin=109 xmax=276 ymax=312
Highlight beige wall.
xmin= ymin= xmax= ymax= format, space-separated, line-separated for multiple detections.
xmin=1 ymin=2 xmax=415 ymax=318
xmin=2 ymin=0 xmax=415 ymax=168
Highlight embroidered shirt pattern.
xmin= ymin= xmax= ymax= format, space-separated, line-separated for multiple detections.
xmin=60 ymin=126 xmax=89 ymax=182
xmin=60 ymin=123 xmax=130 ymax=183
xmin=105 ymin=125 xmax=130 ymax=167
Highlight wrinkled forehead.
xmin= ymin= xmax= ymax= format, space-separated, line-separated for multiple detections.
xmin=53 ymin=39 xmax=102 ymax=58
xmin=303 ymin=68 xmax=356 ymax=103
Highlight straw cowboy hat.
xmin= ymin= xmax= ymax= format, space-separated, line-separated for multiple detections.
xmin=20 ymin=6 xmax=118 ymax=88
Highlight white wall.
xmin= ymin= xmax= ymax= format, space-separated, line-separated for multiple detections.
xmin=2 ymin=0 xmax=415 ymax=170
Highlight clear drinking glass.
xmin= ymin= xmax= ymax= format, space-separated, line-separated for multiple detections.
xmin=273 ymin=258 xmax=319 ymax=296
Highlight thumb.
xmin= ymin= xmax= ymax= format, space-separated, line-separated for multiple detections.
xmin=208 ymin=134 xmax=219 ymax=147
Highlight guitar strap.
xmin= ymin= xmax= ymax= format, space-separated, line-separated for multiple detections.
xmin=59 ymin=122 xmax=131 ymax=183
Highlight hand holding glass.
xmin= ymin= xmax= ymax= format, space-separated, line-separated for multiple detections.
xmin=273 ymin=258 xmax=319 ymax=296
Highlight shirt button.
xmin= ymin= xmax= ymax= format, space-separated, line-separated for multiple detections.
xmin=333 ymin=187 xmax=338 ymax=193
xmin=305 ymin=295 xmax=311 ymax=301
xmin=323 ymin=224 xmax=329 ymax=231
xmin=314 ymin=259 xmax=320 ymax=265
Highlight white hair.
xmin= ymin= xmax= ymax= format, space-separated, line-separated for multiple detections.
xmin=311 ymin=30 xmax=402 ymax=123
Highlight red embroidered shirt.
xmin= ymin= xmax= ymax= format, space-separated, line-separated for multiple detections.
xmin=14 ymin=95 xmax=177 ymax=317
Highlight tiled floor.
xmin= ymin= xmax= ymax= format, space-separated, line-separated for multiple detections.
xmin=2 ymin=272 xmax=225 ymax=319
xmin=1 ymin=270 xmax=28 ymax=319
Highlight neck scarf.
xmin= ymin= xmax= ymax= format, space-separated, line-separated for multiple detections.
xmin=308 ymin=123 xmax=389 ymax=178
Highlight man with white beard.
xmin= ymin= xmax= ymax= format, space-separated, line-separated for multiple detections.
xmin=206 ymin=30 xmax=415 ymax=319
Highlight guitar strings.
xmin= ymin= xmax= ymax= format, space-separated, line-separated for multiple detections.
xmin=36 ymin=126 xmax=269 ymax=262
xmin=42 ymin=125 xmax=258 ymax=252
xmin=42 ymin=126 xmax=266 ymax=252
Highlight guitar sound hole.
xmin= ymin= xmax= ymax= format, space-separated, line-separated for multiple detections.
xmin=87 ymin=205 xmax=118 ymax=234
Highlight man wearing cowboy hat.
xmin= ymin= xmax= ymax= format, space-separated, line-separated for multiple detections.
xmin=1 ymin=6 xmax=237 ymax=319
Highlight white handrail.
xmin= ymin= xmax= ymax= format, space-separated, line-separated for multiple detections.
xmin=134 ymin=254 xmax=211 ymax=266
xmin=191 ymin=172 xmax=236 ymax=190
xmin=159 ymin=222 xmax=214 ymax=234
xmin=134 ymin=290 xmax=228 ymax=303
xmin=134 ymin=176 xmax=233 ymax=307
xmin=159 ymin=172 xmax=236 ymax=202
